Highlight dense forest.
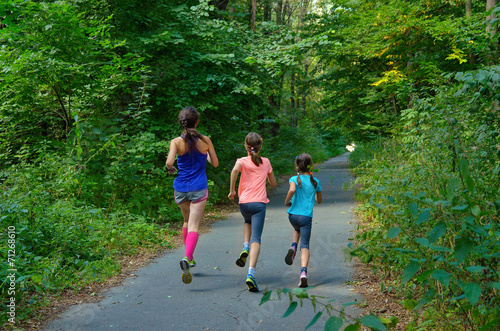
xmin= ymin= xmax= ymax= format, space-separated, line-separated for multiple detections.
xmin=1 ymin=0 xmax=499 ymax=329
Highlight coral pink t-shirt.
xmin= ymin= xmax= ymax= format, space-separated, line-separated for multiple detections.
xmin=237 ymin=156 xmax=273 ymax=204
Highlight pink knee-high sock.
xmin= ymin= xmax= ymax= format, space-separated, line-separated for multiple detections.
xmin=182 ymin=227 xmax=188 ymax=246
xmin=185 ymin=231 xmax=199 ymax=261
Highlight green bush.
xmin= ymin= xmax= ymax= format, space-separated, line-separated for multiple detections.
xmin=348 ymin=67 xmax=500 ymax=329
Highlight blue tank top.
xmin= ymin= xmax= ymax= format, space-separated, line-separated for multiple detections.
xmin=173 ymin=141 xmax=208 ymax=192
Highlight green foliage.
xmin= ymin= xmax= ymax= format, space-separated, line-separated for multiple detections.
xmin=308 ymin=0 xmax=496 ymax=142
xmin=261 ymin=287 xmax=398 ymax=330
xmin=348 ymin=64 xmax=500 ymax=329
xmin=0 ymin=0 xmax=348 ymax=326
xmin=0 ymin=147 xmax=175 ymax=307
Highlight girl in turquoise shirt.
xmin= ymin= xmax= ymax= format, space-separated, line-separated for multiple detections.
xmin=284 ymin=153 xmax=322 ymax=287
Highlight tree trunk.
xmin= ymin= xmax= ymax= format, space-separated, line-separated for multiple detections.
xmin=290 ymin=72 xmax=296 ymax=128
xmin=300 ymin=0 xmax=309 ymax=24
xmin=465 ymin=0 xmax=472 ymax=17
xmin=276 ymin=1 xmax=283 ymax=25
xmin=250 ymin=0 xmax=257 ymax=31
xmin=466 ymin=0 xmax=476 ymax=63
xmin=284 ymin=1 xmax=290 ymax=25
xmin=264 ymin=0 xmax=272 ymax=21
xmin=301 ymin=63 xmax=309 ymax=114
xmin=486 ymin=0 xmax=498 ymax=37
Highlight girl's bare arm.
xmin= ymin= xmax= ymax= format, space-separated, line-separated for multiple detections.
xmin=284 ymin=181 xmax=296 ymax=206
xmin=316 ymin=191 xmax=323 ymax=204
xmin=166 ymin=140 xmax=178 ymax=173
xmin=205 ymin=136 xmax=219 ymax=167
xmin=268 ymin=171 xmax=277 ymax=187
xmin=228 ymin=162 xmax=242 ymax=199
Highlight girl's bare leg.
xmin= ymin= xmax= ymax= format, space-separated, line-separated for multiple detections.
xmin=243 ymin=223 xmax=251 ymax=243
xmin=178 ymin=202 xmax=190 ymax=229
xmin=293 ymin=230 xmax=300 ymax=244
xmin=249 ymin=242 xmax=260 ymax=269
xmin=301 ymin=248 xmax=310 ymax=268
xmin=186 ymin=199 xmax=207 ymax=232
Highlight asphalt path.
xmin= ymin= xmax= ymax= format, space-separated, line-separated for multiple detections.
xmin=45 ymin=152 xmax=362 ymax=331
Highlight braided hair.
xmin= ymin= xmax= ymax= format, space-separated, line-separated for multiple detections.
xmin=245 ymin=132 xmax=263 ymax=166
xmin=295 ymin=153 xmax=317 ymax=188
xmin=178 ymin=106 xmax=206 ymax=151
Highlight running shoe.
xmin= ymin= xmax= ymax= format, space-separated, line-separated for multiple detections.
xmin=190 ymin=259 xmax=197 ymax=268
xmin=298 ymin=271 xmax=308 ymax=288
xmin=180 ymin=258 xmax=192 ymax=284
xmin=285 ymin=247 xmax=296 ymax=265
xmin=236 ymin=248 xmax=249 ymax=267
xmin=246 ymin=275 xmax=259 ymax=292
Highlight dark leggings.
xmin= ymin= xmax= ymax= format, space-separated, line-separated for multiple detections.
xmin=288 ymin=214 xmax=312 ymax=250
xmin=239 ymin=202 xmax=266 ymax=244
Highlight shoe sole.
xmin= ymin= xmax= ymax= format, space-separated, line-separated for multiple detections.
xmin=236 ymin=251 xmax=249 ymax=267
xmin=285 ymin=248 xmax=295 ymax=265
xmin=246 ymin=279 xmax=259 ymax=292
xmin=180 ymin=260 xmax=192 ymax=284
xmin=299 ymin=277 xmax=308 ymax=288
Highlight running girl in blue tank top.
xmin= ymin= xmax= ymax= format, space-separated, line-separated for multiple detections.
xmin=284 ymin=153 xmax=322 ymax=288
xmin=166 ymin=106 xmax=218 ymax=284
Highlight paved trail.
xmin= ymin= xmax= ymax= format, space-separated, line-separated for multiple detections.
xmin=45 ymin=153 xmax=362 ymax=331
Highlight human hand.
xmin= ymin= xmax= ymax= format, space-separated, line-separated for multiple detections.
xmin=228 ymin=191 xmax=236 ymax=200
xmin=167 ymin=166 xmax=176 ymax=174
xmin=285 ymin=200 xmax=291 ymax=207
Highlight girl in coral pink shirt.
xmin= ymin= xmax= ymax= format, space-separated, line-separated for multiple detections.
xmin=228 ymin=132 xmax=276 ymax=292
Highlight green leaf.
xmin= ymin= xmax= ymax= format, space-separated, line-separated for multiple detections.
xmin=282 ymin=301 xmax=297 ymax=318
xmin=414 ymin=237 xmax=429 ymax=247
xmin=402 ymin=261 xmax=419 ymax=284
xmin=463 ymin=282 xmax=482 ymax=306
xmin=458 ymin=159 xmax=475 ymax=192
xmin=471 ymin=205 xmax=481 ymax=217
xmin=494 ymin=199 xmax=500 ymax=211
xmin=409 ymin=202 xmax=418 ymax=216
xmin=416 ymin=210 xmax=430 ymax=224
xmin=387 ymin=227 xmax=401 ymax=239
xmin=259 ymin=290 xmax=272 ymax=306
xmin=344 ymin=323 xmax=360 ymax=331
xmin=32 ymin=274 xmax=43 ymax=283
xmin=293 ymin=287 xmax=309 ymax=298
xmin=325 ymin=315 xmax=343 ymax=331
xmin=454 ymin=237 xmax=474 ymax=263
xmin=387 ymin=196 xmax=396 ymax=204
xmin=466 ymin=266 xmax=488 ymax=273
xmin=451 ymin=204 xmax=468 ymax=211
xmin=429 ymin=221 xmax=447 ymax=243
xmin=413 ymin=289 xmax=436 ymax=311
xmin=360 ymin=314 xmax=388 ymax=331
xmin=432 ymin=269 xmax=450 ymax=287
xmin=305 ymin=311 xmax=323 ymax=329
xmin=429 ymin=245 xmax=453 ymax=253
xmin=458 ymin=158 xmax=470 ymax=177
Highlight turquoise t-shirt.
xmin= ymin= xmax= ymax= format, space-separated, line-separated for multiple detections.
xmin=287 ymin=175 xmax=322 ymax=218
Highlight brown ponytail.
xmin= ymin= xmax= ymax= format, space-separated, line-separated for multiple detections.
xmin=295 ymin=153 xmax=317 ymax=189
xmin=245 ymin=132 xmax=263 ymax=166
xmin=178 ymin=106 xmax=206 ymax=151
